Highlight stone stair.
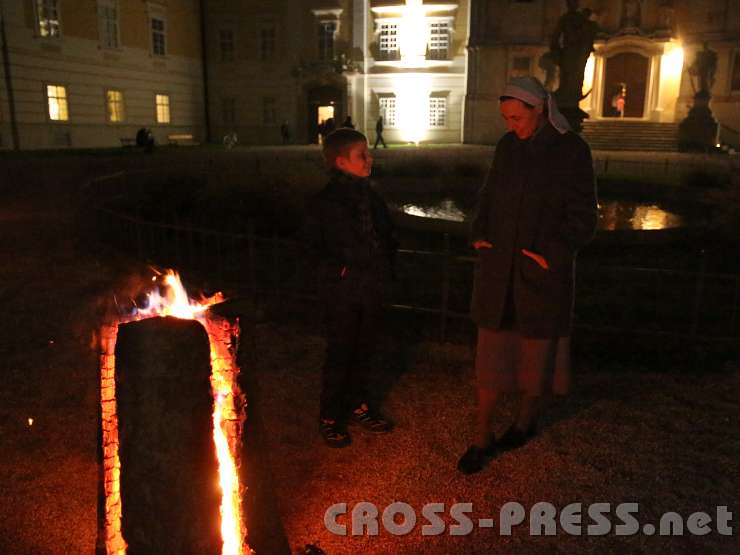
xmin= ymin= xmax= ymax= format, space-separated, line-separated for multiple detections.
xmin=580 ymin=120 xmax=679 ymax=152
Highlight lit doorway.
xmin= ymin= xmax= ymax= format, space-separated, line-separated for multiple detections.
xmin=602 ymin=52 xmax=649 ymax=118
xmin=307 ymin=85 xmax=343 ymax=144
xmin=318 ymin=105 xmax=334 ymax=125
xmin=317 ymin=105 xmax=335 ymax=144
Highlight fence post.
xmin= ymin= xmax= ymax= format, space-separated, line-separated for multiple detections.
xmin=173 ymin=213 xmax=181 ymax=269
xmin=690 ymin=250 xmax=706 ymax=341
xmin=247 ymin=219 xmax=258 ymax=309
xmin=135 ymin=206 xmax=144 ymax=260
xmin=216 ymin=231 xmax=223 ymax=285
xmin=272 ymin=230 xmax=280 ymax=308
xmin=731 ymin=275 xmax=740 ymax=336
xmin=440 ymin=233 xmax=451 ymax=341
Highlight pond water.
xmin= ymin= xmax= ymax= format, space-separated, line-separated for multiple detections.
xmin=392 ymin=198 xmax=688 ymax=231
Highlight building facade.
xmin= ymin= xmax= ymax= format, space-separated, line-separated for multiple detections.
xmin=466 ymin=0 xmax=740 ymax=144
xmin=0 ymin=0 xmax=205 ymax=149
xmin=203 ymin=0 xmax=470 ymax=145
xmin=4 ymin=1 xmax=738 ymax=149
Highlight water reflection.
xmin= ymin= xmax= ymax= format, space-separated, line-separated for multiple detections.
xmin=598 ymin=201 xmax=683 ymax=231
xmin=395 ymin=198 xmax=685 ymax=231
xmin=401 ymin=200 xmax=467 ymax=223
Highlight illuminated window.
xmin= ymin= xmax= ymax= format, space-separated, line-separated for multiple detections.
xmin=378 ymin=23 xmax=399 ymax=61
xmin=222 ymin=98 xmax=236 ymax=125
xmin=318 ymin=21 xmax=336 ymax=61
xmin=220 ymin=29 xmax=234 ymax=61
xmin=428 ymin=96 xmax=446 ymax=128
xmin=260 ymin=25 xmax=275 ymax=61
xmin=36 ymin=0 xmax=61 ymax=38
xmin=47 ymin=85 xmax=68 ymax=121
xmin=151 ymin=17 xmax=166 ymax=56
xmin=511 ymin=56 xmax=531 ymax=77
xmin=379 ymin=96 xmax=396 ymax=127
xmin=155 ymin=94 xmax=170 ymax=124
xmin=263 ymin=97 xmax=276 ymax=125
xmin=106 ymin=90 xmax=125 ymax=122
xmin=98 ymin=0 xmax=119 ymax=49
xmin=428 ymin=21 xmax=449 ymax=60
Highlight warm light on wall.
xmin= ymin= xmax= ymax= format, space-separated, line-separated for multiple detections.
xmin=661 ymin=44 xmax=684 ymax=79
xmin=373 ymin=0 xmax=457 ymax=69
xmin=582 ymin=53 xmax=595 ymax=97
xmin=393 ymin=73 xmax=431 ymax=144
xmin=658 ymin=43 xmax=684 ymax=121
xmin=400 ymin=0 xmax=427 ymax=67
xmin=579 ymin=53 xmax=596 ymax=112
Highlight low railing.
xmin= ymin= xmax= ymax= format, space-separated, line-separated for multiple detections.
xmin=593 ymin=155 xmax=732 ymax=185
xmin=81 ymin=170 xmax=740 ymax=343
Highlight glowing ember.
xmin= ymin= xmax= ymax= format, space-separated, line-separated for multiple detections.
xmin=100 ymin=269 xmax=249 ymax=555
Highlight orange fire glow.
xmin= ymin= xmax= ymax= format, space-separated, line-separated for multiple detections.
xmin=100 ymin=270 xmax=249 ymax=555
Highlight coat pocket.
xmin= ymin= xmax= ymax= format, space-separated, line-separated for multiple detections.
xmin=518 ymin=251 xmax=551 ymax=289
xmin=543 ymin=240 xmax=574 ymax=277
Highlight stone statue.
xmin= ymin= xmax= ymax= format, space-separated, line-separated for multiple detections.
xmin=538 ymin=51 xmax=558 ymax=91
xmin=657 ymin=0 xmax=675 ymax=34
xmin=679 ymin=42 xmax=719 ymax=152
xmin=689 ymin=42 xmax=718 ymax=96
xmin=548 ymin=0 xmax=598 ymax=127
xmin=620 ymin=0 xmax=642 ymax=30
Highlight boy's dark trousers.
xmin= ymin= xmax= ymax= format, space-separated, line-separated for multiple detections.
xmin=319 ymin=286 xmax=383 ymax=422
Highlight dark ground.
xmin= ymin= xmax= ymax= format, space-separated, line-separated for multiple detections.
xmin=0 ymin=149 xmax=738 ymax=554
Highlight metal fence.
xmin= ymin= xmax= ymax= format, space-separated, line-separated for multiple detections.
xmin=81 ymin=171 xmax=740 ymax=344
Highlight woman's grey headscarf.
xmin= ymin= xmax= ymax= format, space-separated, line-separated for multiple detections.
xmin=500 ymin=76 xmax=571 ymax=134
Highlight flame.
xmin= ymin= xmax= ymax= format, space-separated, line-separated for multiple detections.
xmin=136 ymin=270 xmax=224 ymax=320
xmin=101 ymin=269 xmax=248 ymax=555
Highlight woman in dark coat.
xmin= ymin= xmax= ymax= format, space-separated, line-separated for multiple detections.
xmin=458 ymin=76 xmax=597 ymax=474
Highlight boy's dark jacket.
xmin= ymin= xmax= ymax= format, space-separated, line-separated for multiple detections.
xmin=304 ymin=170 xmax=398 ymax=298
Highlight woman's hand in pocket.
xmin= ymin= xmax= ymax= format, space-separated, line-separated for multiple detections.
xmin=521 ymin=249 xmax=549 ymax=270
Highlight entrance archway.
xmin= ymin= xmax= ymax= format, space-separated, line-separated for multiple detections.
xmin=602 ymin=52 xmax=649 ymax=118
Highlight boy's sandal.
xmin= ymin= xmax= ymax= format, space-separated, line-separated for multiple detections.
xmin=320 ymin=419 xmax=351 ymax=448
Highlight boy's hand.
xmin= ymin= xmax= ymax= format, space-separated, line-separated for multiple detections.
xmin=473 ymin=240 xmax=493 ymax=250
xmin=521 ymin=249 xmax=549 ymax=270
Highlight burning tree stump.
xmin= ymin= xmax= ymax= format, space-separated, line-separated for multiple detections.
xmin=115 ymin=316 xmax=221 ymax=555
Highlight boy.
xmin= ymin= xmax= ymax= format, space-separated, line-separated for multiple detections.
xmin=304 ymin=128 xmax=398 ymax=447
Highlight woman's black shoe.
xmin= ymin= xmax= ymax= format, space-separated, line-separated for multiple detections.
xmin=457 ymin=443 xmax=496 ymax=475
xmin=497 ymin=426 xmax=529 ymax=450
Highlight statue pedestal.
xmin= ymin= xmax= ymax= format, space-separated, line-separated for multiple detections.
xmin=678 ymin=92 xmax=718 ymax=152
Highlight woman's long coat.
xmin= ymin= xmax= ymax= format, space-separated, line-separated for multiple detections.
xmin=471 ymin=123 xmax=598 ymax=338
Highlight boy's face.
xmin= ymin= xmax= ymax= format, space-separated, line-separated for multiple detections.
xmin=336 ymin=141 xmax=373 ymax=178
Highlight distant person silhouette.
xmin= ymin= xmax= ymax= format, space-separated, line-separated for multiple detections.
xmin=324 ymin=117 xmax=336 ymax=136
xmin=374 ymin=116 xmax=387 ymax=149
xmin=136 ymin=127 xmax=154 ymax=152
xmin=280 ymin=120 xmax=291 ymax=144
xmin=342 ymin=116 xmax=355 ymax=129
